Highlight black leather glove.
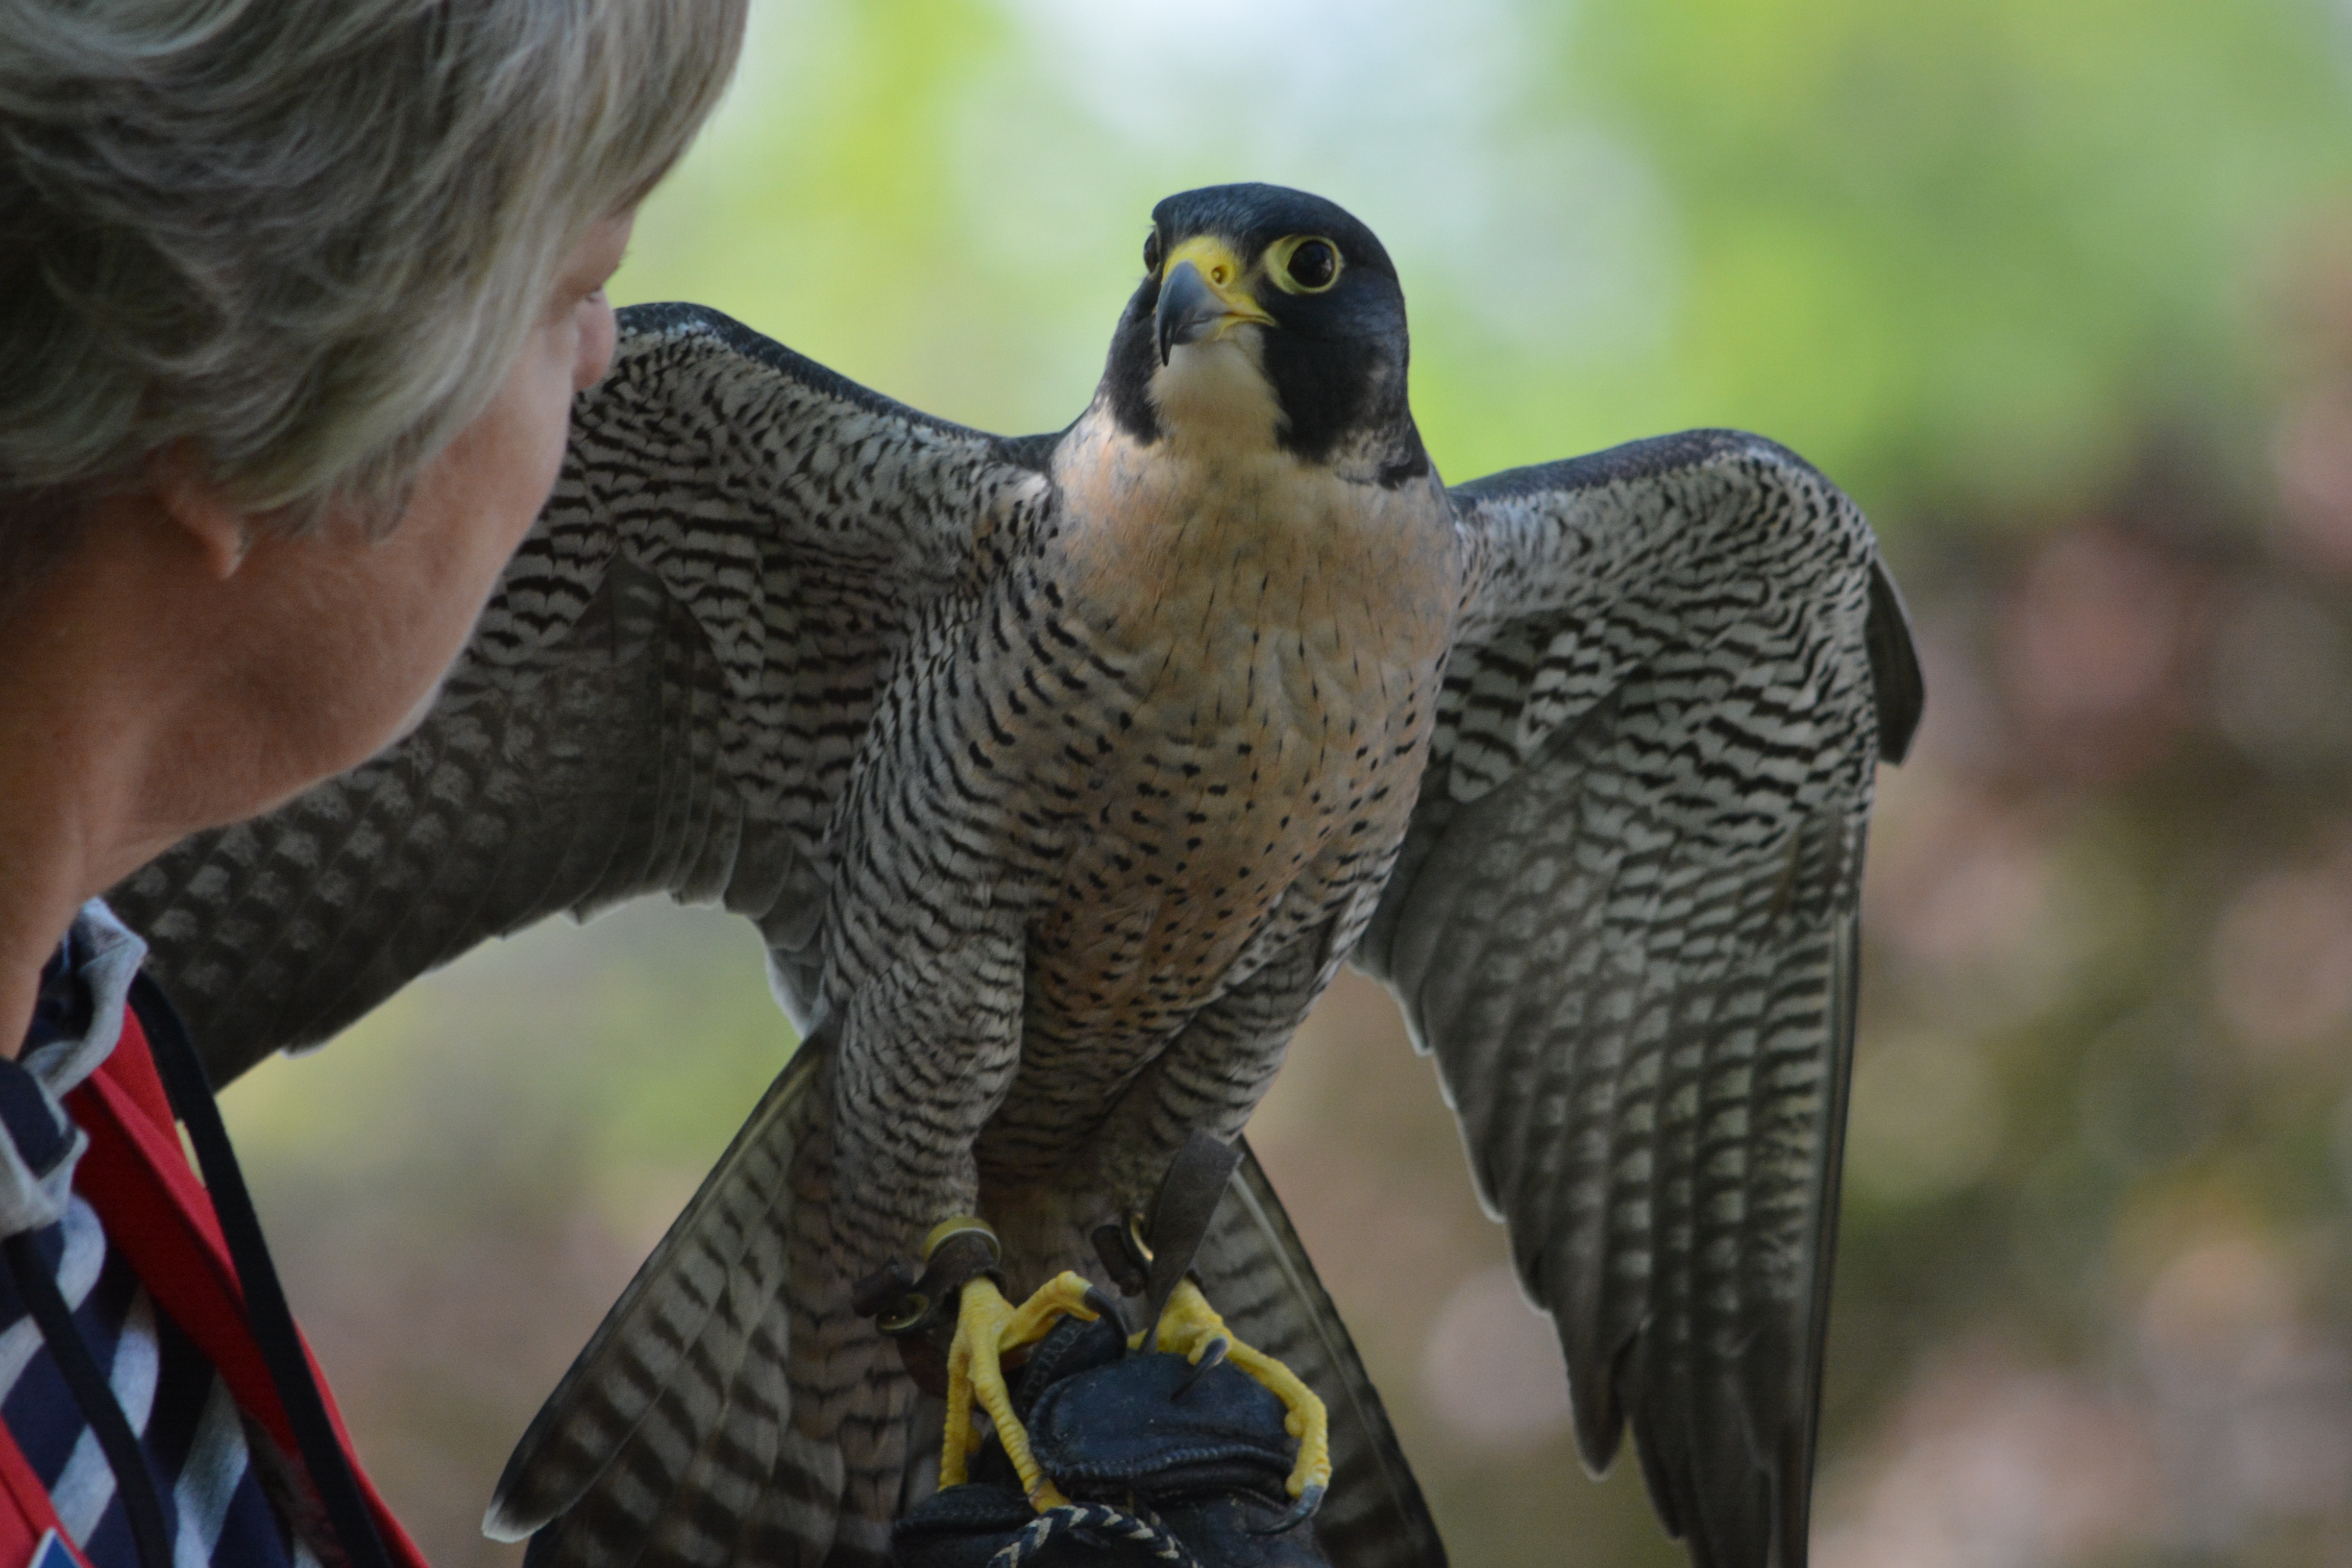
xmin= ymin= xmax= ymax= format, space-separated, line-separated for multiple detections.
xmin=889 ymin=1313 xmax=1329 ymax=1568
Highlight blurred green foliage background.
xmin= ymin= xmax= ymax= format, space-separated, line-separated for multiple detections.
xmin=215 ymin=1 xmax=2352 ymax=1562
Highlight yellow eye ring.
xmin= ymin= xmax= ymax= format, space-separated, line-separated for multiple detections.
xmin=1267 ymin=235 xmax=1342 ymax=294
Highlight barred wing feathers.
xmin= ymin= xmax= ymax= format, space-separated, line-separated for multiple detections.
xmin=113 ymin=302 xmax=1051 ymax=1083
xmin=1357 ymin=431 xmax=1922 ymax=1568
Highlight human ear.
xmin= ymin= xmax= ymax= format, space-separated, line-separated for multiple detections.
xmin=147 ymin=440 xmax=252 ymax=580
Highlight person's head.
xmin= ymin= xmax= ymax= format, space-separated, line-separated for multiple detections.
xmin=0 ymin=0 xmax=743 ymax=835
xmin=0 ymin=0 xmax=744 ymax=601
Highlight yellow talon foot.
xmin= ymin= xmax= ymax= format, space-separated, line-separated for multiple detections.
xmin=939 ymin=1270 xmax=1104 ymax=1510
xmin=1137 ymin=1278 xmax=1330 ymax=1513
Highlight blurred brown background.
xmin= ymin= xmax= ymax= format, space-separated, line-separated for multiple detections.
xmin=213 ymin=2 xmax=2352 ymax=1563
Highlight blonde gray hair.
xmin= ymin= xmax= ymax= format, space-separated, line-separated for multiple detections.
xmin=0 ymin=0 xmax=743 ymax=577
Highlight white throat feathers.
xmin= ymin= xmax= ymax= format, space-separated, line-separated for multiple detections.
xmin=1147 ymin=328 xmax=1285 ymax=457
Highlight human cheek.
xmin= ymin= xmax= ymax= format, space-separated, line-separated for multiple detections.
xmin=574 ymin=291 xmax=618 ymax=392
xmin=404 ymin=335 xmax=571 ymax=634
xmin=489 ymin=321 xmax=584 ymax=549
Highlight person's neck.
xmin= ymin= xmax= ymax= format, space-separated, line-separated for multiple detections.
xmin=0 ymin=744 xmax=139 ymax=1061
xmin=0 ymin=567 xmax=189 ymax=1060
xmin=2 ymin=488 xmax=304 ymax=1059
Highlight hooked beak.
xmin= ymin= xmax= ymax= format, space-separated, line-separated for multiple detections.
xmin=1154 ymin=236 xmax=1273 ymax=365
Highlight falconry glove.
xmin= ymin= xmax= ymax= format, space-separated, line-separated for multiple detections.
xmin=889 ymin=1312 xmax=1327 ymax=1568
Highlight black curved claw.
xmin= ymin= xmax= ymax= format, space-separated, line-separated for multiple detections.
xmin=1081 ymin=1283 xmax=1128 ymax=1342
xmin=1249 ymin=1482 xmax=1324 ymax=1535
xmin=1175 ymin=1335 xmax=1228 ymax=1399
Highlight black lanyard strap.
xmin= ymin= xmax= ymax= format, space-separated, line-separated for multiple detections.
xmin=130 ymin=974 xmax=395 ymax=1568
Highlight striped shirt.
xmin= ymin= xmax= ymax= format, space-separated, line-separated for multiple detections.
xmin=1 ymin=906 xmax=316 ymax=1568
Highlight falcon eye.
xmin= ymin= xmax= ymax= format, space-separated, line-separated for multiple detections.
xmin=1270 ymin=235 xmax=1342 ymax=294
xmin=1143 ymin=230 xmax=1162 ymax=275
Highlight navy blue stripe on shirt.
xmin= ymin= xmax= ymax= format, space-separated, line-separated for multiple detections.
xmin=0 ymin=935 xmax=313 ymax=1568
xmin=0 ymin=1199 xmax=314 ymax=1567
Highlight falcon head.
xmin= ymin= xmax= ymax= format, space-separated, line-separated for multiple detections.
xmin=1102 ymin=183 xmax=1429 ymax=487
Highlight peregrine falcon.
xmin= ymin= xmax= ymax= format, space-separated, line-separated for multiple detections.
xmin=116 ymin=182 xmax=1922 ymax=1568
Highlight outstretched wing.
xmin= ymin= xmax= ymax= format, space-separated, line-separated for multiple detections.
xmin=1356 ymin=431 xmax=1921 ymax=1568
xmin=111 ymin=302 xmax=1054 ymax=1082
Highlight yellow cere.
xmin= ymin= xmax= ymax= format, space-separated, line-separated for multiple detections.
xmin=1161 ymin=234 xmax=1273 ymax=323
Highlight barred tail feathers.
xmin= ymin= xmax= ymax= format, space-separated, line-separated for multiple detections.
xmin=488 ymin=1074 xmax=1443 ymax=1566
xmin=493 ymin=1047 xmax=926 ymax=1568
xmin=1202 ymin=1145 xmax=1448 ymax=1568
